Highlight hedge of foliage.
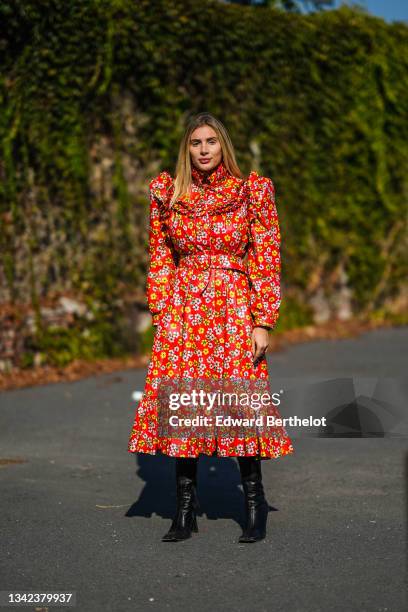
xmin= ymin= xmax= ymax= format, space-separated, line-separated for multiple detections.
xmin=0 ymin=0 xmax=407 ymax=366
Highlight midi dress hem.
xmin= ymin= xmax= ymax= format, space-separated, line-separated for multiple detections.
xmin=128 ymin=433 xmax=294 ymax=459
xmin=127 ymin=443 xmax=294 ymax=460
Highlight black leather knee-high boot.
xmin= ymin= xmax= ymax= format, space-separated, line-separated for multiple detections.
xmin=237 ymin=456 xmax=269 ymax=543
xmin=162 ymin=457 xmax=200 ymax=542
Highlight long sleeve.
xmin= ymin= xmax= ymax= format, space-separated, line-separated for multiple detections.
xmin=146 ymin=172 xmax=178 ymax=326
xmin=246 ymin=171 xmax=281 ymax=330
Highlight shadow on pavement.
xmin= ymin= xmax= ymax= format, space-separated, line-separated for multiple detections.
xmin=125 ymin=453 xmax=278 ymax=529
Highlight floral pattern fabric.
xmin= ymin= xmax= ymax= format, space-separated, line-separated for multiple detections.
xmin=128 ymin=160 xmax=294 ymax=459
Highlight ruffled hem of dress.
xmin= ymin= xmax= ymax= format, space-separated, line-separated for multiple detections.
xmin=128 ymin=434 xmax=294 ymax=459
xmin=128 ymin=394 xmax=295 ymax=459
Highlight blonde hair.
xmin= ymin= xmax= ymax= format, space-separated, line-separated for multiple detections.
xmin=169 ymin=112 xmax=242 ymax=207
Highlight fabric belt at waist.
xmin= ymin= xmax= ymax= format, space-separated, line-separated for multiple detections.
xmin=177 ymin=253 xmax=247 ymax=295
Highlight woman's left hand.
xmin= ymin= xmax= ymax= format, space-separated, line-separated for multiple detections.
xmin=251 ymin=326 xmax=270 ymax=365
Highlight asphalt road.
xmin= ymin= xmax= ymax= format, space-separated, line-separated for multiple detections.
xmin=0 ymin=327 xmax=407 ymax=612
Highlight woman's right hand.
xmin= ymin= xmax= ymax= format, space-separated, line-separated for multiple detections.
xmin=251 ymin=326 xmax=270 ymax=365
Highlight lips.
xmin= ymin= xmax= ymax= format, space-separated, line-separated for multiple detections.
xmin=199 ymin=159 xmax=211 ymax=164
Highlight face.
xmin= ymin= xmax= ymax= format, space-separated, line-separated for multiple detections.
xmin=189 ymin=125 xmax=223 ymax=173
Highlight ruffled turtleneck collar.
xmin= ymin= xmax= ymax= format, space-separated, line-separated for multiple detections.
xmin=156 ymin=159 xmax=243 ymax=218
xmin=191 ymin=160 xmax=230 ymax=187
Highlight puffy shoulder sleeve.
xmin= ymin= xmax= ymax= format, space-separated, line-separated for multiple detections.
xmin=146 ymin=171 xmax=178 ymax=326
xmin=149 ymin=171 xmax=174 ymax=217
xmin=245 ymin=171 xmax=281 ymax=330
xmin=246 ymin=170 xmax=277 ymax=228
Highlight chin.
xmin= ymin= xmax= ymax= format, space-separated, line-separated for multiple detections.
xmin=198 ymin=161 xmax=215 ymax=171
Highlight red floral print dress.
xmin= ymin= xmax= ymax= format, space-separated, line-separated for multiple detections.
xmin=128 ymin=160 xmax=294 ymax=459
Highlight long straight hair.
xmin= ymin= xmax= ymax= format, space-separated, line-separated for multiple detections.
xmin=169 ymin=113 xmax=242 ymax=207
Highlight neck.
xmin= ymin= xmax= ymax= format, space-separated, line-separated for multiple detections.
xmin=191 ymin=160 xmax=227 ymax=187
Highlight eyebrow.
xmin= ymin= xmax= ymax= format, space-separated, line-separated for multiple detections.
xmin=190 ymin=136 xmax=218 ymax=143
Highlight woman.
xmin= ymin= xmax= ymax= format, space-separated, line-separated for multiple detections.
xmin=128 ymin=112 xmax=294 ymax=543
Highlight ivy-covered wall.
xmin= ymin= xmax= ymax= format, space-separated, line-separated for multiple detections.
xmin=0 ymin=0 xmax=407 ymax=369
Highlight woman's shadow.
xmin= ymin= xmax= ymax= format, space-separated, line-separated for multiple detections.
xmin=126 ymin=452 xmax=276 ymax=529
